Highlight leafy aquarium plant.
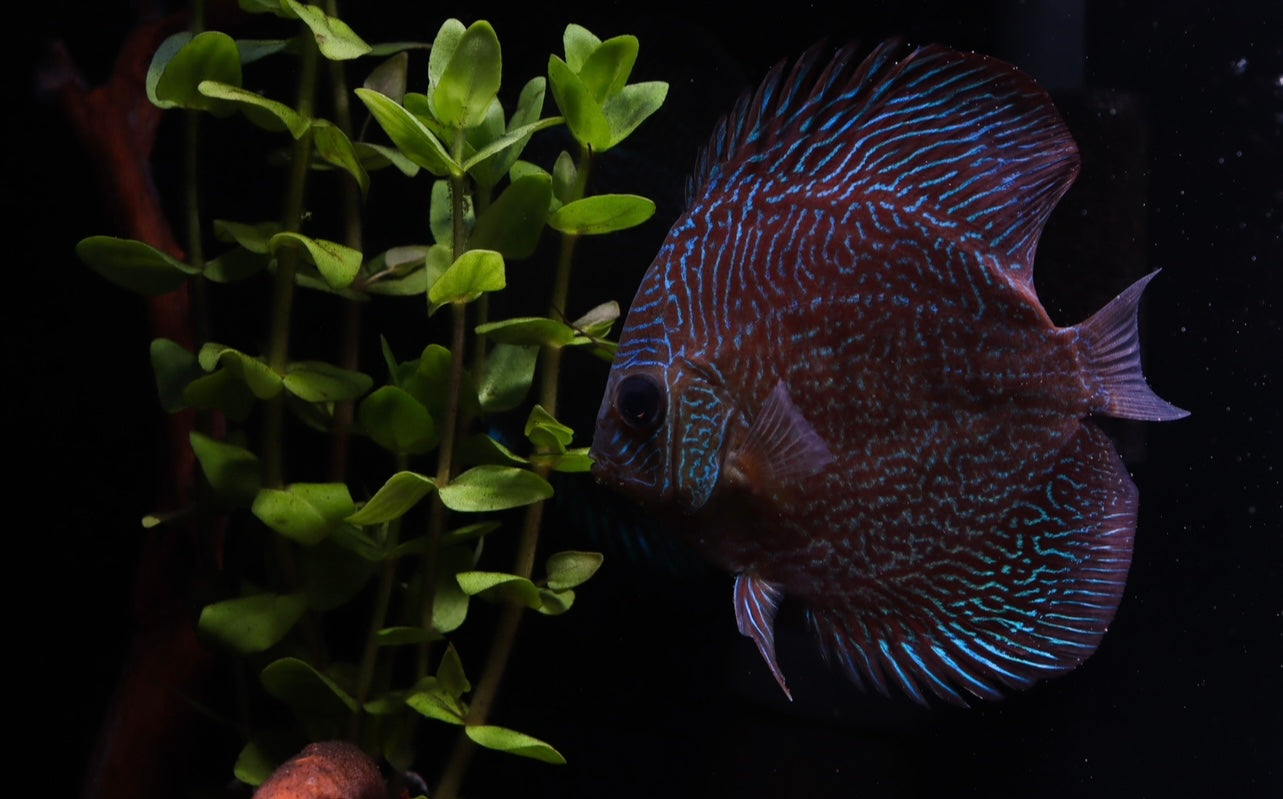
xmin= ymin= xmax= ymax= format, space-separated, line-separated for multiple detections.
xmin=74 ymin=2 xmax=666 ymax=795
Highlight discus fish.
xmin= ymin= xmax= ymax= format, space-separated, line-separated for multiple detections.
xmin=588 ymin=39 xmax=1188 ymax=705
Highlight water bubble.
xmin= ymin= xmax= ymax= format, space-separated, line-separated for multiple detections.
xmin=1232 ymin=57 xmax=1248 ymax=75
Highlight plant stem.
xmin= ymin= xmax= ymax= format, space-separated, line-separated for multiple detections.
xmin=417 ymin=137 xmax=472 ymax=678
xmin=262 ymin=29 xmax=320 ymax=485
xmin=435 ymin=146 xmax=593 ymax=799
xmin=325 ymin=0 xmax=363 ymax=482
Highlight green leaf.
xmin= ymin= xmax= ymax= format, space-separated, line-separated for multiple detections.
xmin=468 ymin=174 xmax=552 ymax=259
xmin=444 ymin=521 xmax=501 ymax=544
xmin=364 ymin=51 xmax=408 ymax=103
xmin=150 ymin=31 xmax=242 ymax=113
xmin=579 ymin=35 xmax=638 ymax=101
xmin=283 ymin=0 xmax=372 ymax=60
xmin=430 ymin=20 xmax=501 ymax=128
xmin=432 ymin=546 xmax=474 ymax=633
xmin=547 ymin=56 xmax=610 ymax=150
xmin=545 ymin=550 xmax=603 ymax=590
xmin=406 ymin=680 xmax=465 ymax=725
xmin=562 ymin=24 xmax=601 ymax=73
xmin=465 ymin=725 xmax=565 ymax=765
xmin=261 ymin=657 xmax=358 ymax=718
xmin=475 ymin=316 xmax=575 ymax=347
xmin=145 ymin=33 xmax=192 ymax=108
xmin=252 ymin=483 xmax=355 ymax=545
xmin=282 ymin=360 xmax=372 ymax=403
xmin=376 ymin=626 xmax=438 ymax=646
xmin=269 ymin=232 xmax=363 ymax=290
xmin=198 ymin=592 xmax=307 ymax=653
xmin=459 ymin=433 xmax=529 ymax=467
xmin=353 ymin=142 xmax=420 ymax=177
xmin=436 ymin=643 xmax=470 ymax=697
xmin=466 ymin=78 xmax=549 ymax=187
xmin=475 ymin=343 xmax=537 ymax=413
xmin=182 ymin=369 xmax=255 ymax=419
xmin=461 ymin=117 xmax=562 ymax=176
xmin=571 ymin=300 xmax=620 ymax=337
xmin=544 ymin=447 xmax=593 ymax=473
xmin=358 ymin=386 xmax=437 ymax=454
xmin=213 ymin=219 xmax=280 ymax=254
xmin=536 ymin=587 xmax=575 ymax=615
xmin=150 ymin=338 xmax=202 ymax=412
xmin=75 ymin=236 xmax=196 ymax=295
xmin=427 ymin=19 xmax=466 ymax=90
xmin=428 ymin=249 xmax=505 ymax=314
xmin=310 ymin=120 xmax=369 ymax=196
xmin=235 ymin=38 xmax=293 ymax=65
xmin=439 ymin=465 xmax=553 ymax=512
xmin=602 ymin=81 xmax=669 ymax=149
xmin=204 ymin=246 xmax=269 ymax=283
xmin=548 ymin=194 xmax=655 ymax=235
xmin=232 ymin=733 xmax=297 ymax=787
xmin=551 ymin=151 xmax=577 ymax=205
xmin=455 ymin=571 xmax=542 ymax=608
xmin=355 ymin=88 xmax=457 ymax=175
xmin=328 ymin=522 xmax=385 ymax=561
xmin=525 ymin=404 xmax=574 ymax=451
xmin=347 ymin=470 xmax=436 ymax=524
xmin=301 ymin=538 xmax=375 ymax=611
xmin=198 ymin=343 xmax=283 ymax=399
xmin=198 ymin=81 xmax=310 ymax=138
xmin=190 ymin=432 xmax=261 ymax=507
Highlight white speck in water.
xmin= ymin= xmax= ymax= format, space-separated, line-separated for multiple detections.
xmin=1276 ymin=74 xmax=1283 ymax=88
xmin=1232 ymin=57 xmax=1248 ymax=75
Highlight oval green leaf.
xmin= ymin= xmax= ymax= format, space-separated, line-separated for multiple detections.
xmin=190 ymin=431 xmax=261 ymax=507
xmin=545 ymin=550 xmax=604 ymax=590
xmin=75 ymin=236 xmax=196 ymax=295
xmin=311 ymin=120 xmax=369 ymax=196
xmin=198 ymin=343 xmax=283 ymax=399
xmin=282 ymin=360 xmax=372 ymax=403
xmin=475 ymin=343 xmax=537 ymax=413
xmin=428 ymin=249 xmax=505 ymax=314
xmin=198 ymin=81 xmax=310 ymax=138
xmin=547 ymin=55 xmax=610 ymax=150
xmin=438 ymin=465 xmax=552 ymax=512
xmin=455 ymin=571 xmax=542 ymax=608
xmin=603 ymin=80 xmax=669 ymax=149
xmin=269 ymin=232 xmax=363 ymax=290
xmin=347 ymin=470 xmax=436 ymax=525
xmin=468 ymin=174 xmax=553 ymax=259
xmin=354 ymin=88 xmax=457 ymax=176
xmin=252 ymin=483 xmax=355 ymax=545
xmin=464 ymin=725 xmax=565 ymax=765
xmin=431 ymin=20 xmax=501 ymax=128
xmin=152 ymin=31 xmax=242 ymax=113
xmin=197 ymin=592 xmax=307 ymax=654
xmin=358 ymin=386 xmax=437 ymax=454
xmin=283 ymin=0 xmax=372 ymax=60
xmin=475 ymin=317 xmax=574 ymax=347
xmin=261 ymin=656 xmax=358 ymax=716
xmin=547 ymin=194 xmax=655 ymax=235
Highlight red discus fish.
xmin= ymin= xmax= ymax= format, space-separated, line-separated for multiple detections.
xmin=589 ymin=39 xmax=1188 ymax=705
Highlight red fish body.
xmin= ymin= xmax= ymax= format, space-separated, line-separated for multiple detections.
xmin=589 ymin=40 xmax=1187 ymax=704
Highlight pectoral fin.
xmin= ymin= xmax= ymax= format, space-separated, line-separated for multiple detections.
xmin=724 ymin=380 xmax=834 ymax=492
xmin=733 ymin=572 xmax=791 ymax=700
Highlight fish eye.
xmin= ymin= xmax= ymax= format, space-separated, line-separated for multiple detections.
xmin=614 ymin=374 xmax=665 ymax=432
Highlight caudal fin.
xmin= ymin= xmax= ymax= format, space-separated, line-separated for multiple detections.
xmin=1078 ymin=270 xmax=1190 ymax=422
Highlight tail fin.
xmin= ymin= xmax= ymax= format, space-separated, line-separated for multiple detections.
xmin=1078 ymin=270 xmax=1189 ymax=421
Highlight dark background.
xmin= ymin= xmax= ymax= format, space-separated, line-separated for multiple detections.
xmin=13 ymin=0 xmax=1280 ymax=796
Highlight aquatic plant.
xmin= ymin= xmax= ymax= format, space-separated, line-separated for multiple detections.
xmin=74 ymin=3 xmax=665 ymax=795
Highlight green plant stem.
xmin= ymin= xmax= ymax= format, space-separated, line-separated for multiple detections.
xmin=417 ymin=136 xmax=472 ymax=678
xmin=325 ymin=1 xmax=363 ymax=481
xmin=350 ymin=454 xmax=407 ymax=740
xmin=435 ymin=147 xmax=593 ymax=799
xmin=258 ymin=29 xmax=321 ymax=664
xmin=262 ymin=29 xmax=320 ymax=486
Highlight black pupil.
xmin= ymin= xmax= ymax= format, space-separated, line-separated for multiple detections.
xmin=616 ymin=374 xmax=663 ymax=431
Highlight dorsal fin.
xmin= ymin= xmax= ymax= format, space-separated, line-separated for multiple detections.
xmin=687 ymin=39 xmax=1080 ymax=281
